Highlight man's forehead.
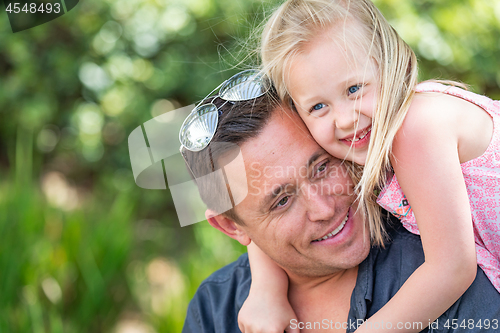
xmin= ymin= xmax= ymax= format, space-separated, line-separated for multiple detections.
xmin=246 ymin=148 xmax=327 ymax=178
xmin=224 ymin=110 xmax=330 ymax=209
xmin=241 ymin=109 xmax=318 ymax=175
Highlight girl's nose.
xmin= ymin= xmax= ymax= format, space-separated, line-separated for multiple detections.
xmin=334 ymin=107 xmax=359 ymax=131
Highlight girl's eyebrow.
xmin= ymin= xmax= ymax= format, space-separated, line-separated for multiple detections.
xmin=301 ymin=74 xmax=364 ymax=104
xmin=342 ymin=74 xmax=364 ymax=86
xmin=297 ymin=95 xmax=322 ymax=108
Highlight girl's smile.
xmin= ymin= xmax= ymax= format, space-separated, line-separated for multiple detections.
xmin=339 ymin=124 xmax=372 ymax=149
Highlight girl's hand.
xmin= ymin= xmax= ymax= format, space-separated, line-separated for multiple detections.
xmin=238 ymin=290 xmax=299 ymax=333
xmin=243 ymin=242 xmax=299 ymax=332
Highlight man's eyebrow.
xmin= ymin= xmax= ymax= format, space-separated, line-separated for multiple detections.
xmin=259 ymin=183 xmax=292 ymax=212
xmin=307 ymin=149 xmax=328 ymax=169
xmin=258 ymin=148 xmax=328 ymax=211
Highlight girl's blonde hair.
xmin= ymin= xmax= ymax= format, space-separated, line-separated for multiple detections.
xmin=260 ymin=0 xmax=419 ymax=246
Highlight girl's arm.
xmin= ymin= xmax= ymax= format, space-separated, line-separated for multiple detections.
xmin=238 ymin=241 xmax=299 ymax=333
xmin=356 ymin=96 xmax=477 ymax=332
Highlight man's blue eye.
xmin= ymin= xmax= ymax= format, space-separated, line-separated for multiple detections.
xmin=348 ymin=85 xmax=360 ymax=94
xmin=312 ymin=103 xmax=326 ymax=111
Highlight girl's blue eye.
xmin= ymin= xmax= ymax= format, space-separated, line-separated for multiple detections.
xmin=311 ymin=103 xmax=326 ymax=112
xmin=348 ymin=85 xmax=360 ymax=95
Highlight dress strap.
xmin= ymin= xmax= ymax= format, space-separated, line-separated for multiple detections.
xmin=415 ymin=81 xmax=495 ymax=115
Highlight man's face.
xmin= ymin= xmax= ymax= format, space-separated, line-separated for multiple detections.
xmin=224 ymin=108 xmax=371 ymax=278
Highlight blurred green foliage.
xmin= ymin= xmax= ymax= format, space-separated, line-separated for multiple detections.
xmin=0 ymin=0 xmax=499 ymax=332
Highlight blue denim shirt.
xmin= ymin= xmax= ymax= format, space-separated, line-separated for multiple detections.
xmin=183 ymin=219 xmax=500 ymax=332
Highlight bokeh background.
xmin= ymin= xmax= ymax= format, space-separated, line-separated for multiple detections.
xmin=0 ymin=0 xmax=499 ymax=332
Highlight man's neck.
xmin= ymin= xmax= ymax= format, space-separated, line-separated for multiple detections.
xmin=287 ymin=266 xmax=358 ymax=332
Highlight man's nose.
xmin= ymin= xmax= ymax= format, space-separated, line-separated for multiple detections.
xmin=304 ymin=183 xmax=336 ymax=222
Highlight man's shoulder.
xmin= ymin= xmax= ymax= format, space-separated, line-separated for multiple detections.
xmin=182 ymin=253 xmax=251 ymax=333
xmin=197 ymin=252 xmax=251 ymax=288
xmin=357 ymin=216 xmax=500 ymax=333
xmin=383 ymin=216 xmax=423 ymax=248
xmin=370 ymin=216 xmax=425 ymax=269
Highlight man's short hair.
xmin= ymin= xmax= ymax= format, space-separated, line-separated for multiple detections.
xmin=181 ymin=87 xmax=280 ymax=224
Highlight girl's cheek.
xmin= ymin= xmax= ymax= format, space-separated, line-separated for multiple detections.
xmin=353 ymin=152 xmax=368 ymax=166
xmin=297 ymin=110 xmax=309 ymax=124
xmin=298 ymin=114 xmax=317 ymax=135
xmin=310 ymin=125 xmax=326 ymax=144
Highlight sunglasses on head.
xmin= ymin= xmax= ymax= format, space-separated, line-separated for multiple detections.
xmin=179 ymin=69 xmax=271 ymax=152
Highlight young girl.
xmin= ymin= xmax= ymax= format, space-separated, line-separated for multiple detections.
xmin=239 ymin=0 xmax=500 ymax=332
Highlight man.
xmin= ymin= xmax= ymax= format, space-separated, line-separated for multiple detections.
xmin=180 ymin=79 xmax=500 ymax=332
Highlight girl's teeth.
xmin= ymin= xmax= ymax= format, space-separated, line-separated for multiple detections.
xmin=346 ymin=128 xmax=370 ymax=142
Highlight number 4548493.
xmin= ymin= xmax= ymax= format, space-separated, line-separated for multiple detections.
xmin=443 ymin=319 xmax=499 ymax=330
xmin=6 ymin=2 xmax=61 ymax=14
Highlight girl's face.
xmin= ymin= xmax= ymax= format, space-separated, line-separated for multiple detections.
xmin=287 ymin=30 xmax=378 ymax=165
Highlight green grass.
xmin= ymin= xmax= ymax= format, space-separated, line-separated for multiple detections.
xmin=0 ymin=129 xmax=246 ymax=332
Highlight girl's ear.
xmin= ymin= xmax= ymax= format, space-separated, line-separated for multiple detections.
xmin=205 ymin=210 xmax=251 ymax=246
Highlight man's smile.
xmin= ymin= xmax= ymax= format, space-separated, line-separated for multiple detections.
xmin=312 ymin=209 xmax=350 ymax=242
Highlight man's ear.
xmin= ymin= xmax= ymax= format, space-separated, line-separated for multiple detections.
xmin=205 ymin=210 xmax=251 ymax=246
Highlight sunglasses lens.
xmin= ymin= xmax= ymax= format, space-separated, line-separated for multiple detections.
xmin=180 ymin=104 xmax=219 ymax=151
xmin=179 ymin=70 xmax=271 ymax=152
xmin=220 ymin=70 xmax=269 ymax=101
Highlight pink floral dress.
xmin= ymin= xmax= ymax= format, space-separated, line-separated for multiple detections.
xmin=377 ymin=81 xmax=500 ymax=293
